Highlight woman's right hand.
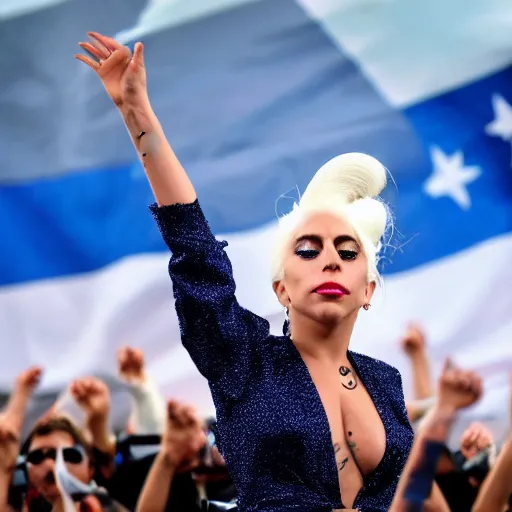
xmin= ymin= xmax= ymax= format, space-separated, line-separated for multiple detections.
xmin=75 ymin=32 xmax=149 ymax=110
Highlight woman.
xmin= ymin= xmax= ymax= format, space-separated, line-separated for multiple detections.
xmin=75 ymin=33 xmax=414 ymax=511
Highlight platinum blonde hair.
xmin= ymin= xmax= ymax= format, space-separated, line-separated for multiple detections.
xmin=271 ymin=153 xmax=388 ymax=284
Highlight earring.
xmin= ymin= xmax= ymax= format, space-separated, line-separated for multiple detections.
xmin=363 ymin=303 xmax=371 ymax=311
xmin=282 ymin=307 xmax=291 ymax=337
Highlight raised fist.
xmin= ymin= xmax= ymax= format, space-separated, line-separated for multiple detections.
xmin=460 ymin=422 xmax=494 ymax=460
xmin=162 ymin=400 xmax=206 ymax=472
xmin=437 ymin=359 xmax=482 ymax=413
xmin=117 ymin=346 xmax=145 ymax=384
xmin=15 ymin=366 xmax=43 ymax=395
xmin=401 ymin=323 xmax=426 ymax=355
xmin=70 ymin=377 xmax=111 ymax=420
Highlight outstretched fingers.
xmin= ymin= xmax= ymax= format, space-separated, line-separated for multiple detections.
xmin=131 ymin=42 xmax=145 ymax=69
xmin=88 ymin=32 xmax=120 ymax=53
xmin=75 ymin=32 xmax=124 ymax=71
xmin=74 ymin=52 xmax=100 ymax=71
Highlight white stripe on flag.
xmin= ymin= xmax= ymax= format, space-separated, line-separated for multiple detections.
xmin=0 ymin=226 xmax=511 ymax=439
xmin=0 ymin=0 xmax=69 ymax=21
xmin=298 ymin=0 xmax=512 ymax=107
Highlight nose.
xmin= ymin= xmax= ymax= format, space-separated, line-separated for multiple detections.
xmin=41 ymin=457 xmax=56 ymax=474
xmin=322 ymin=244 xmax=341 ymax=272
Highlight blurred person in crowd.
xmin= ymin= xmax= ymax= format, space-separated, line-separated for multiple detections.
xmin=136 ymin=399 xmax=207 ymax=511
xmin=21 ymin=416 xmax=98 ymax=511
xmin=74 ymin=32 xmax=453 ymax=511
xmin=397 ymin=323 xmax=506 ymax=511
xmin=472 ymin=375 xmax=512 ymax=512
xmin=109 ymin=411 xmax=235 ymax=511
xmin=0 ymin=367 xmax=42 ymax=511
xmin=69 ymin=377 xmax=116 ymax=483
xmin=435 ymin=407 xmax=508 ymax=511
xmin=390 ymin=359 xmax=482 ymax=511
xmin=117 ymin=346 xmax=166 ymax=436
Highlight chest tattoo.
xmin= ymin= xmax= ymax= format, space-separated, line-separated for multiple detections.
xmin=339 ymin=365 xmax=358 ymax=390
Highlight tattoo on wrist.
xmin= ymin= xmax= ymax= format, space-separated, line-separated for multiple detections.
xmin=339 ymin=366 xmax=357 ymax=390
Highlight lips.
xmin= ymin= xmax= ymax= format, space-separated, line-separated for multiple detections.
xmin=314 ymin=282 xmax=350 ymax=297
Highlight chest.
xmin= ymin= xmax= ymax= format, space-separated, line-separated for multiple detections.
xmin=307 ymin=363 xmax=387 ymax=477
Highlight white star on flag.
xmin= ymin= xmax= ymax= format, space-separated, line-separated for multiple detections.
xmin=486 ymin=94 xmax=512 ymax=164
xmin=423 ymin=146 xmax=481 ymax=210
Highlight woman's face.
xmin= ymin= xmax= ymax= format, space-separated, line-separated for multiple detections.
xmin=273 ymin=211 xmax=375 ymax=328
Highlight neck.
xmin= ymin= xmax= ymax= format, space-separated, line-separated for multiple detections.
xmin=289 ymin=309 xmax=358 ymax=363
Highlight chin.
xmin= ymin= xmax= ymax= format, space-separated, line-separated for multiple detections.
xmin=314 ymin=303 xmax=354 ymax=324
xmin=42 ymin=488 xmax=61 ymax=503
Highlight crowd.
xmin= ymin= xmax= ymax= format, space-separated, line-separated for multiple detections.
xmin=0 ymin=347 xmax=236 ymax=512
xmin=0 ymin=326 xmax=510 ymax=511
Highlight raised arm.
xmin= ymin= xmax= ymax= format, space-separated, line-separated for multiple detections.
xmin=75 ymin=32 xmax=194 ymax=206
xmin=75 ymin=34 xmax=269 ymax=390
xmin=390 ymin=360 xmax=482 ymax=512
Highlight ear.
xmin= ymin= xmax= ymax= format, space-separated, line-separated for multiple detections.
xmin=364 ymin=280 xmax=376 ymax=304
xmin=272 ymin=280 xmax=290 ymax=308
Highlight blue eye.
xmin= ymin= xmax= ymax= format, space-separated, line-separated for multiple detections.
xmin=295 ymin=249 xmax=319 ymax=259
xmin=339 ymin=250 xmax=357 ymax=261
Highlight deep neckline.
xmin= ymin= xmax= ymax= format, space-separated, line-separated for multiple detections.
xmin=282 ymin=335 xmax=391 ymax=509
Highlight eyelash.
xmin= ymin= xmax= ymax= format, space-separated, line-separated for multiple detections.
xmin=295 ymin=249 xmax=358 ymax=261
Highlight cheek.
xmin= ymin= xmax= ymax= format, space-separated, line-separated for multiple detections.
xmin=67 ymin=462 xmax=92 ymax=483
xmin=282 ymin=260 xmax=308 ymax=296
xmin=27 ymin=465 xmax=47 ymax=486
xmin=346 ymin=263 xmax=370 ymax=293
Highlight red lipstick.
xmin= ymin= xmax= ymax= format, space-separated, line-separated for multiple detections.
xmin=314 ymin=282 xmax=350 ymax=297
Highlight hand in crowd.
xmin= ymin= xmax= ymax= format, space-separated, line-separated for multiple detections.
xmin=75 ymin=32 xmax=149 ymax=110
xmin=0 ymin=366 xmax=43 ymax=473
xmin=70 ymin=377 xmax=114 ymax=457
xmin=437 ymin=359 xmax=482 ymax=413
xmin=14 ymin=366 xmax=43 ymax=397
xmin=401 ymin=323 xmax=426 ymax=357
xmin=118 ymin=346 xmax=146 ymax=384
xmin=0 ymin=416 xmax=20 ymax=474
xmin=162 ymin=400 xmax=206 ymax=472
xmin=460 ymin=422 xmax=494 ymax=460
xmin=70 ymin=377 xmax=111 ymax=421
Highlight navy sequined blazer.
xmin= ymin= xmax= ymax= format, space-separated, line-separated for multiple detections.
xmin=150 ymin=200 xmax=414 ymax=512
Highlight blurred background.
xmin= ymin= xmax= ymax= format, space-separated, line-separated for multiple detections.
xmin=1 ymin=0 xmax=512 ymax=446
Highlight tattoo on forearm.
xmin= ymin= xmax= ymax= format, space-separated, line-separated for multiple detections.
xmin=123 ymin=110 xmax=158 ymax=159
xmin=339 ymin=366 xmax=357 ymax=390
xmin=138 ymin=132 xmax=147 ymax=156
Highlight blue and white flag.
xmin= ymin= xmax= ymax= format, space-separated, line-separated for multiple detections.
xmin=1 ymin=0 xmax=511 ymax=438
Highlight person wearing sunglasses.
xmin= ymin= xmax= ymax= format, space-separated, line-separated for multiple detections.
xmin=21 ymin=416 xmax=95 ymax=512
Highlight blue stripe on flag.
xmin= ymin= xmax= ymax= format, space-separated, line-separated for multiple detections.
xmin=1 ymin=0 xmax=511 ymax=286
xmin=388 ymin=66 xmax=512 ymax=272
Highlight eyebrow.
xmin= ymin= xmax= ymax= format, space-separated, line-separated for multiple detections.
xmin=295 ymin=234 xmax=360 ymax=248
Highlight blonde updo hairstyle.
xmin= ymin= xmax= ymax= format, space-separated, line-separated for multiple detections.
xmin=271 ymin=153 xmax=389 ymax=285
